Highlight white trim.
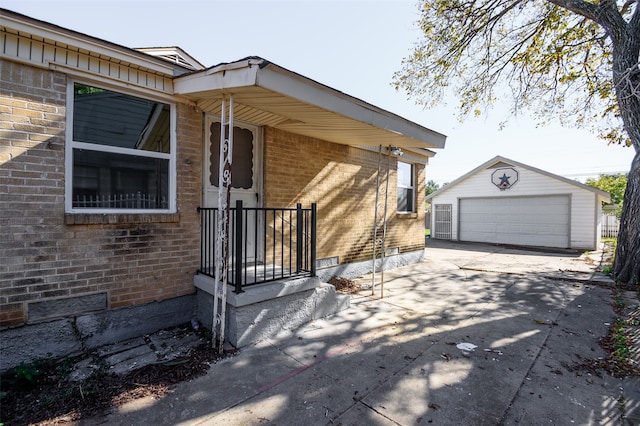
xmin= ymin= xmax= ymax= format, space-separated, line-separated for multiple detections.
xmin=397 ymin=161 xmax=416 ymax=213
xmin=64 ymin=79 xmax=177 ymax=214
xmin=258 ymin=65 xmax=446 ymax=147
xmin=48 ymin=63 xmax=180 ymax=101
xmin=174 ymin=58 xmax=447 ymax=150
xmin=2 ymin=11 xmax=179 ymax=75
xmin=71 ymin=141 xmax=172 ymax=160
xmin=427 ymin=155 xmax=611 ymax=201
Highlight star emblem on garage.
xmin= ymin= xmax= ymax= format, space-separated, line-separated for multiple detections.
xmin=491 ymin=167 xmax=519 ymax=190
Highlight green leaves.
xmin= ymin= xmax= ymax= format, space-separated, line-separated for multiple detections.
xmin=586 ymin=173 xmax=628 ymax=216
xmin=393 ymin=0 xmax=633 ymax=145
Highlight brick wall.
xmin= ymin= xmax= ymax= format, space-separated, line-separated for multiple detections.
xmin=263 ymin=127 xmax=425 ymax=266
xmin=0 ymin=60 xmax=202 ymax=328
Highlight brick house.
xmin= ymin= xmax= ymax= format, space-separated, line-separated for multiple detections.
xmin=0 ymin=9 xmax=446 ymax=369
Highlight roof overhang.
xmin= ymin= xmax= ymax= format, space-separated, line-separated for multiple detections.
xmin=0 ymin=8 xmax=191 ymax=77
xmin=174 ymin=58 xmax=446 ymax=152
xmin=427 ymin=155 xmax=612 ymax=201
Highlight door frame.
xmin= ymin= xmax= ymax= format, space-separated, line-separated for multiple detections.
xmin=203 ymin=115 xmax=264 ymax=264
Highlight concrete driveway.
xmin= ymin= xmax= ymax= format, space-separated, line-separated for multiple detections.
xmin=92 ymin=240 xmax=629 ymax=425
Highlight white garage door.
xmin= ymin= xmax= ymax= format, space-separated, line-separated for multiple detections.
xmin=459 ymin=195 xmax=570 ymax=248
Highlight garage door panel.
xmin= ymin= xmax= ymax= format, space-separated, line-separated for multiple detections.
xmin=459 ymin=196 xmax=570 ymax=248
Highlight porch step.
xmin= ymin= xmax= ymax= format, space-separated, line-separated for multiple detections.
xmin=194 ymin=275 xmax=350 ymax=347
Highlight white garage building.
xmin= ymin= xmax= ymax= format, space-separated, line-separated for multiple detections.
xmin=427 ymin=156 xmax=610 ymax=250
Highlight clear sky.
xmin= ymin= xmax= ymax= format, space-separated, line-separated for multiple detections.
xmin=3 ymin=0 xmax=635 ymax=186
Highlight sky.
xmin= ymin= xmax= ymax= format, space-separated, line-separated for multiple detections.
xmin=3 ymin=0 xmax=635 ymax=186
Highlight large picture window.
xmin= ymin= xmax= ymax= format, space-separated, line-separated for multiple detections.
xmin=67 ymin=83 xmax=174 ymax=211
xmin=397 ymin=161 xmax=415 ymax=213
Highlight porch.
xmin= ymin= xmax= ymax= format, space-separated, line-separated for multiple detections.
xmin=196 ymin=201 xmax=318 ymax=292
xmin=194 ymin=202 xmax=350 ymax=347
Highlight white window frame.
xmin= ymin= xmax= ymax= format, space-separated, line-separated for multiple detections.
xmin=397 ymin=161 xmax=416 ymax=213
xmin=64 ymin=80 xmax=177 ymax=214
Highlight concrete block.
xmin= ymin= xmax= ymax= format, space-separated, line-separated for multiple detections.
xmin=316 ymin=249 xmax=425 ymax=282
xmin=195 ymin=277 xmax=349 ymax=348
xmin=76 ymin=295 xmax=195 ymax=350
xmin=96 ymin=337 xmax=147 ymax=357
xmin=230 ymin=288 xmax=318 ymax=347
xmin=0 ymin=319 xmax=82 ymax=371
xmin=28 ymin=292 xmax=107 ymax=322
xmin=194 ymin=274 xmax=321 ymax=307
xmin=109 ymin=351 xmax=159 ymax=375
xmin=195 ymin=288 xmax=219 ymax=330
xmin=312 ymin=283 xmax=350 ymax=320
xmin=104 ymin=341 xmax=150 ymax=365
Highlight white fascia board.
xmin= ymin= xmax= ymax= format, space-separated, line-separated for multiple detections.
xmin=2 ymin=11 xmax=178 ymax=76
xmin=256 ymin=64 xmax=447 ymax=149
xmin=174 ymin=62 xmax=260 ymax=94
xmin=426 ymin=155 xmax=613 ymax=200
xmin=488 ymin=155 xmax=612 ymax=199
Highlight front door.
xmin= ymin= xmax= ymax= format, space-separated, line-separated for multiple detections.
xmin=204 ymin=116 xmax=262 ymax=261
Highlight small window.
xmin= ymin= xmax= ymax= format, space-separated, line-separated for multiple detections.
xmin=397 ymin=161 xmax=415 ymax=213
xmin=66 ymin=83 xmax=174 ymax=211
xmin=209 ymin=122 xmax=254 ymax=189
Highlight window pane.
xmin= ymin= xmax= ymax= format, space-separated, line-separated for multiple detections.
xmin=73 ymin=83 xmax=170 ymax=153
xmin=397 ymin=161 xmax=415 ymax=212
xmin=209 ymin=122 xmax=254 ymax=189
xmin=397 ymin=188 xmax=414 ymax=212
xmin=72 ymin=149 xmax=169 ymax=209
xmin=397 ymin=162 xmax=413 ymax=187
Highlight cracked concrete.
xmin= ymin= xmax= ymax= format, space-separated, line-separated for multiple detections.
xmin=84 ymin=240 xmax=634 ymax=425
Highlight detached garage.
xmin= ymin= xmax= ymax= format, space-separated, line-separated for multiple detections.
xmin=427 ymin=156 xmax=610 ymax=250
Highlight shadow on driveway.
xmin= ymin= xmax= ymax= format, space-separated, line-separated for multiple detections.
xmin=89 ymin=241 xmax=622 ymax=425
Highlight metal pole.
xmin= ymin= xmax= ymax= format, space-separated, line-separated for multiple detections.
xmin=372 ymin=145 xmax=382 ymax=296
xmin=234 ymin=200 xmax=243 ymax=294
xmin=296 ymin=203 xmax=303 ymax=273
xmin=381 ymin=146 xmax=392 ymax=299
xmin=211 ymin=98 xmax=225 ymax=348
xmin=212 ymin=96 xmax=234 ymax=354
xmin=311 ymin=203 xmax=317 ymax=277
xmin=218 ymin=96 xmax=234 ymax=354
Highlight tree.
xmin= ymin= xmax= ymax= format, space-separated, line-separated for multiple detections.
xmin=425 ymin=179 xmax=440 ymax=197
xmin=394 ymin=0 xmax=639 ymax=284
xmin=586 ymin=173 xmax=628 ymax=216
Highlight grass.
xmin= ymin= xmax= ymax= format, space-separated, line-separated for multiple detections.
xmin=601 ymin=237 xmax=617 ymax=276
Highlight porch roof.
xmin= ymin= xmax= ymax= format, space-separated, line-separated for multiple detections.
xmin=174 ymin=57 xmax=446 ymax=152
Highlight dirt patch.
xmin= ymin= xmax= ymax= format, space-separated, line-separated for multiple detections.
xmin=0 ymin=329 xmax=224 ymax=426
xmin=329 ymin=276 xmax=365 ymax=294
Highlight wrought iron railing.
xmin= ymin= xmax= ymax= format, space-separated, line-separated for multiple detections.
xmin=73 ymin=192 xmax=168 ymax=209
xmin=197 ymin=202 xmax=317 ymax=293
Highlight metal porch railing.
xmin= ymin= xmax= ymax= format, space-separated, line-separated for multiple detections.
xmin=197 ymin=201 xmax=317 ymax=293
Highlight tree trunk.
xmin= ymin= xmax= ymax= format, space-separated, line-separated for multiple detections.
xmin=609 ymin=17 xmax=640 ymax=285
xmin=613 ymin=151 xmax=640 ymax=284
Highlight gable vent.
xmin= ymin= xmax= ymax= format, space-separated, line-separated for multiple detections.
xmin=135 ymin=47 xmax=205 ymax=71
xmin=488 ymin=161 xmax=514 ymax=169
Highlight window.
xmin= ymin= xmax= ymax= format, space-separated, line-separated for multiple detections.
xmin=397 ymin=161 xmax=415 ymax=213
xmin=66 ymin=83 xmax=175 ymax=212
xmin=209 ymin=122 xmax=254 ymax=189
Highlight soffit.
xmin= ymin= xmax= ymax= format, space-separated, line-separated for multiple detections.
xmin=174 ymin=59 xmax=446 ymax=151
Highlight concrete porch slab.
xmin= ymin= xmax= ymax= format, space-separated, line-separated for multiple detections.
xmin=195 ymin=275 xmax=350 ymax=347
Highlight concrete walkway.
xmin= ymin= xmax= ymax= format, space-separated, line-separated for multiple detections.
xmin=87 ymin=241 xmax=633 ymax=425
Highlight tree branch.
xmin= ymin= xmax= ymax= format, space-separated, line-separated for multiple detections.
xmin=545 ymin=0 xmax=600 ymax=21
